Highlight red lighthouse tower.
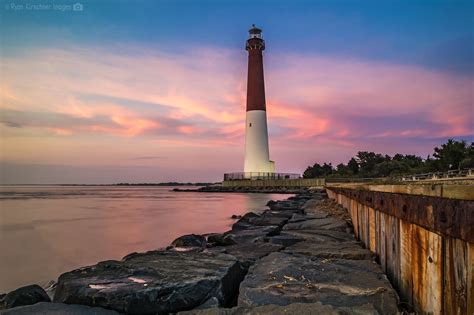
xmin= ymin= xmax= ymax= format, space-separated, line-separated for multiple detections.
xmin=244 ymin=25 xmax=274 ymax=175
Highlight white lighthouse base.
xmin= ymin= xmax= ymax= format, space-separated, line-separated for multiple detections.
xmin=244 ymin=110 xmax=274 ymax=175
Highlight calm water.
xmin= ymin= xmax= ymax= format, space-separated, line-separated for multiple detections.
xmin=0 ymin=186 xmax=291 ymax=292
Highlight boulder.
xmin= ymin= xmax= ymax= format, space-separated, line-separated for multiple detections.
xmin=54 ymin=251 xmax=247 ymax=314
xmin=288 ymin=212 xmax=328 ymax=223
xmin=178 ymin=302 xmax=380 ymax=314
xmin=224 ymin=243 xmax=283 ymax=267
xmin=231 ymin=213 xmax=261 ymax=230
xmin=1 ymin=285 xmax=50 ymax=309
xmin=247 ymin=214 xmax=288 ymax=227
xmin=171 ymin=234 xmax=207 ymax=247
xmin=283 ymin=217 xmax=350 ymax=233
xmin=268 ymin=233 xmax=304 ymax=247
xmin=0 ymin=302 xmax=118 ymax=314
xmin=207 ymin=233 xmax=237 ymax=246
xmin=226 ymin=225 xmax=281 ymax=244
xmin=238 ymin=252 xmax=399 ymax=314
xmin=282 ymin=229 xmax=356 ymax=243
xmin=284 ymin=240 xmax=375 ymax=260
xmin=268 ymin=202 xmax=300 ymax=211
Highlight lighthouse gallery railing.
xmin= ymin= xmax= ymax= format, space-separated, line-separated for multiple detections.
xmin=224 ymin=172 xmax=301 ymax=181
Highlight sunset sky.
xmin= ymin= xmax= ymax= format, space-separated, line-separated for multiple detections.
xmin=1 ymin=0 xmax=473 ymax=183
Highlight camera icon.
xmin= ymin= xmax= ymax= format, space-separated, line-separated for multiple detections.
xmin=73 ymin=2 xmax=83 ymax=11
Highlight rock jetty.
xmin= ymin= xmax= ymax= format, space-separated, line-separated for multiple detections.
xmin=0 ymin=189 xmax=400 ymax=314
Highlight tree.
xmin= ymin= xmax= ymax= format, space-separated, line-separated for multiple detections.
xmin=335 ymin=163 xmax=352 ymax=177
xmin=301 ymin=139 xmax=472 ymax=179
xmin=347 ymin=158 xmax=359 ymax=175
xmin=302 ymin=162 xmax=334 ymax=178
xmin=432 ymin=139 xmax=469 ymax=170
xmin=356 ymin=152 xmax=389 ymax=177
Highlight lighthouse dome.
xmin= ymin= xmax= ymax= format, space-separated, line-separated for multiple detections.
xmin=248 ymin=24 xmax=263 ymax=39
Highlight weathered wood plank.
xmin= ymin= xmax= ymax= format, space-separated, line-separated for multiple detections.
xmin=385 ymin=214 xmax=400 ymax=292
xmin=411 ymin=225 xmax=442 ymax=314
xmin=358 ymin=202 xmax=365 ymax=244
xmin=468 ymin=243 xmax=474 ymax=315
xmin=359 ymin=204 xmax=366 ymax=246
xmin=444 ymin=237 xmax=468 ymax=315
xmin=369 ymin=207 xmax=376 ymax=252
xmin=351 ymin=199 xmax=359 ymax=240
xmin=399 ymin=220 xmax=414 ymax=309
xmin=379 ymin=212 xmax=387 ymax=273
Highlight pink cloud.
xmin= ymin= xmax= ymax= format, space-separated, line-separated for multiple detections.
xmin=1 ymin=44 xmax=472 ymax=179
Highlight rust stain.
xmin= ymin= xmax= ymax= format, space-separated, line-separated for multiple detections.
xmin=329 ymin=188 xmax=474 ymax=242
xmin=328 ymin=188 xmax=471 ymax=314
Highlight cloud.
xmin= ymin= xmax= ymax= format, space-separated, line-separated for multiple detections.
xmin=1 ymin=43 xmax=472 ymax=181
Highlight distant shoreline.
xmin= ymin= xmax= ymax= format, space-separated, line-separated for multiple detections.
xmin=0 ymin=183 xmax=217 ymax=187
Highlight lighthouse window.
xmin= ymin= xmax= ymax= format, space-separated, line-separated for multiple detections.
xmin=249 ymin=123 xmax=252 ymax=127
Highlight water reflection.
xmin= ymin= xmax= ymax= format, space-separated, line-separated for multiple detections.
xmin=0 ymin=186 xmax=291 ymax=292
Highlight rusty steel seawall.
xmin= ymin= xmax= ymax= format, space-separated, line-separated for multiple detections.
xmin=326 ymin=183 xmax=474 ymax=315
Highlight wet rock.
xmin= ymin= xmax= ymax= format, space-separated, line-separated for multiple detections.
xmin=238 ymin=252 xmax=399 ymax=314
xmin=207 ymin=233 xmax=237 ymax=246
xmin=171 ymin=234 xmax=207 ymax=247
xmin=0 ymin=302 xmax=118 ymax=314
xmin=54 ymin=251 xmax=247 ymax=314
xmin=1 ymin=285 xmax=50 ymax=309
xmin=284 ymin=240 xmax=375 ymax=260
xmin=268 ymin=233 xmax=304 ymax=247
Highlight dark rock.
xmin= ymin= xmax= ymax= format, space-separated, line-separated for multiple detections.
xmin=43 ymin=280 xmax=57 ymax=301
xmin=247 ymin=213 xmax=288 ymax=227
xmin=232 ymin=212 xmax=260 ymax=230
xmin=284 ymin=240 xmax=375 ymax=260
xmin=54 ymin=251 xmax=247 ymax=314
xmin=195 ymin=297 xmax=220 ymax=310
xmin=282 ymin=229 xmax=356 ymax=243
xmin=283 ymin=217 xmax=351 ymax=233
xmin=230 ymin=215 xmax=241 ymax=219
xmin=171 ymin=234 xmax=207 ymax=248
xmin=1 ymin=285 xmax=51 ymax=309
xmin=178 ymin=301 xmax=379 ymax=314
xmin=238 ymin=252 xmax=399 ymax=314
xmin=226 ymin=225 xmax=281 ymax=244
xmin=207 ymin=233 xmax=237 ymax=246
xmin=267 ymin=201 xmax=300 ymax=211
xmin=224 ymin=243 xmax=283 ymax=267
xmin=268 ymin=233 xmax=304 ymax=247
xmin=288 ymin=212 xmax=328 ymax=223
xmin=266 ymin=200 xmax=276 ymax=207
xmin=262 ymin=210 xmax=302 ymax=219
xmin=0 ymin=302 xmax=118 ymax=314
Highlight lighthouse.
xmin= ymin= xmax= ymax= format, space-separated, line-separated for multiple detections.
xmin=244 ymin=25 xmax=275 ymax=175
